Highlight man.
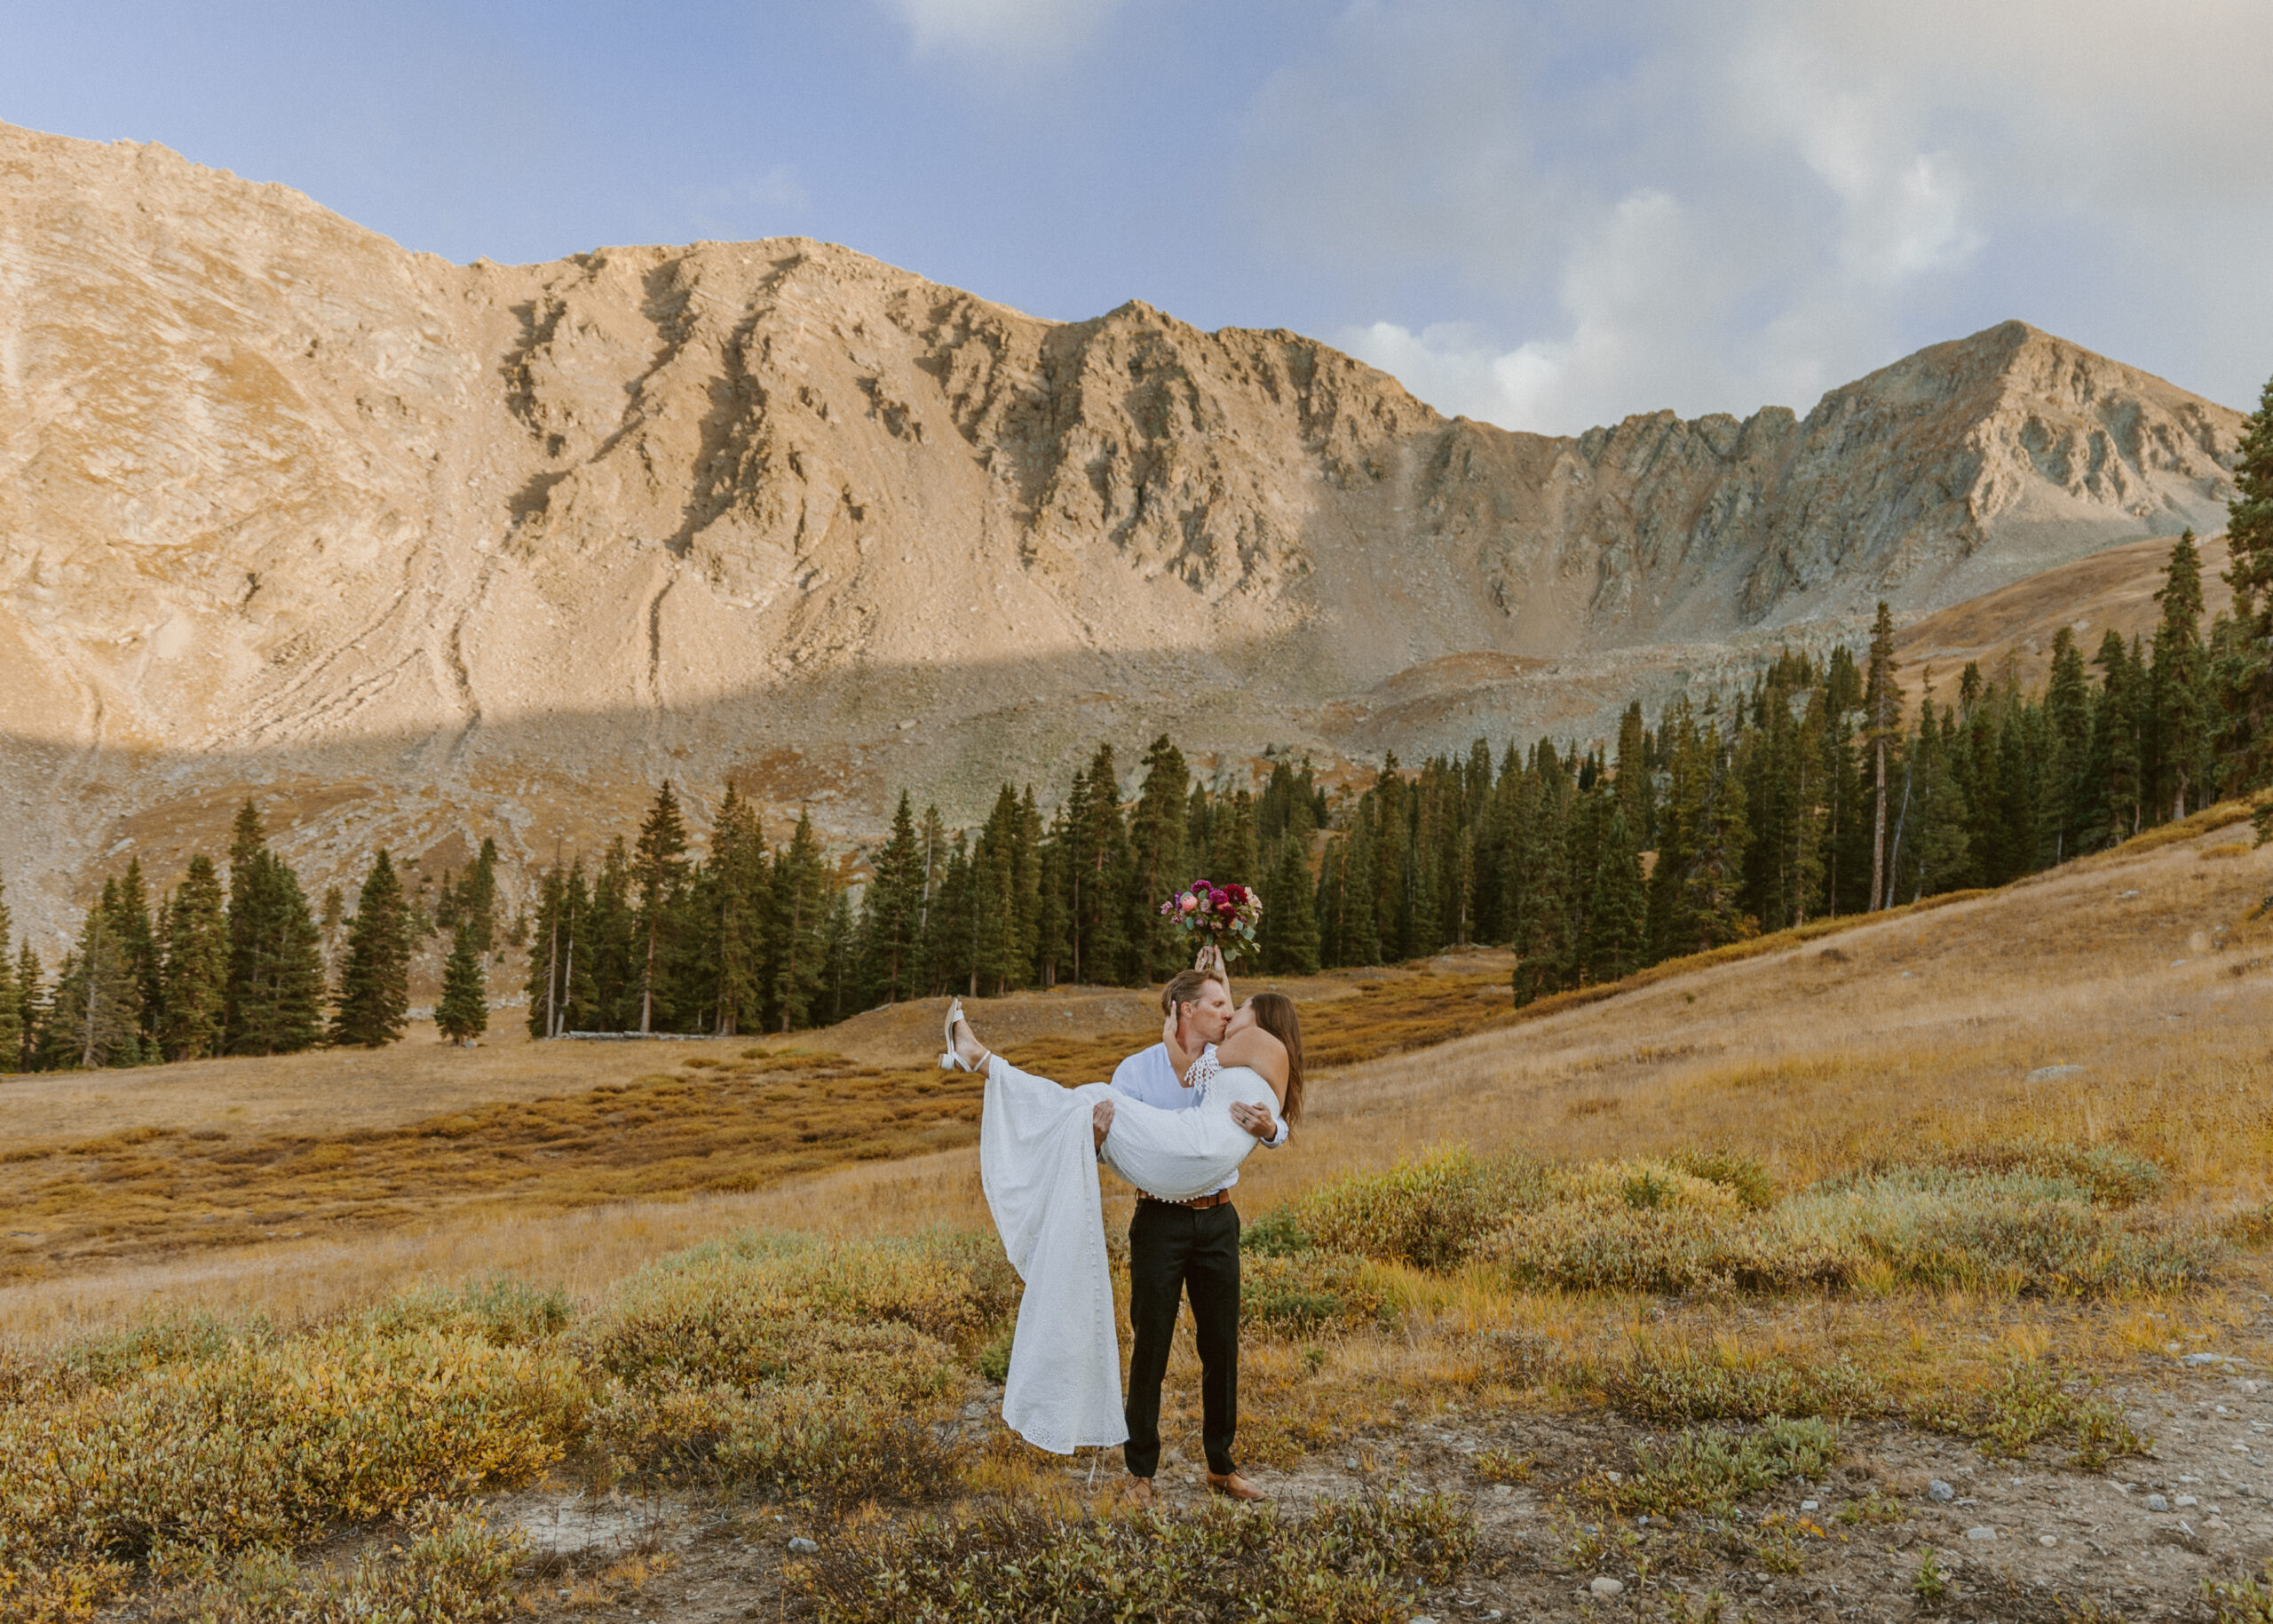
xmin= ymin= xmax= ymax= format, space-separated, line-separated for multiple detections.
xmin=1089 ymin=955 xmax=1283 ymax=1506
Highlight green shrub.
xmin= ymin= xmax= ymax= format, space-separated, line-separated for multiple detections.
xmin=158 ymin=1501 xmax=522 ymax=1623
xmin=1478 ymin=1162 xmax=2216 ymax=1301
xmin=1484 ymin=1204 xmax=1858 ymax=1295
xmin=2208 ymin=1560 xmax=2273 ymax=1624
xmin=1239 ymin=1206 xmax=1312 ymax=1257
xmin=1602 ymin=1346 xmax=1887 ymax=1424
xmin=1911 ymin=1360 xmax=2148 ymax=1465
xmin=592 ymin=1376 xmax=961 ymax=1509
xmin=1666 ymin=1150 xmax=1779 ymax=1211
xmin=1240 ymin=1252 xmax=1397 ymax=1336
xmin=1600 ymin=1418 xmax=1840 ymax=1518
xmin=1278 ymin=1149 xmax=1548 ymax=1271
xmin=0 ymin=1326 xmax=583 ymax=1577
xmin=793 ymin=1493 xmax=1476 ymax=1623
xmin=1936 ymin=1142 xmax=2164 ymax=1208
xmin=367 ymin=1276 xmax=572 ymax=1347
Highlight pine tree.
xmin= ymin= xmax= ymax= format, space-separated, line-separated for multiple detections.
xmin=1261 ymin=835 xmax=1321 ymax=975
xmin=631 ymin=783 xmax=689 ymax=1034
xmin=2150 ymin=529 xmax=2211 ymax=822
xmin=1129 ymin=736 xmax=1191 ymax=981
xmin=2043 ymin=627 xmax=2091 ymax=862
xmin=224 ymin=803 xmax=326 ymax=1056
xmin=772 ymin=812 xmax=831 ymax=1030
xmin=159 ymin=855 xmax=227 ymax=1061
xmin=0 ymin=872 xmax=14 ymax=1069
xmin=329 ymin=849 xmax=412 ymax=1047
xmin=2083 ymin=631 xmax=2144 ymax=847
xmin=2219 ymin=370 xmax=2273 ymax=802
xmin=435 ymin=916 xmax=488 ymax=1044
xmin=1588 ymin=804 xmax=1648 ymax=982
xmin=860 ymin=792 xmax=928 ymax=1003
xmin=106 ymin=859 xmax=162 ymax=1046
xmin=52 ymin=904 xmax=141 ymax=1067
xmin=16 ymin=942 xmax=45 ymax=1072
xmin=525 ymin=865 xmax=568 ymax=1039
xmin=1864 ymin=601 xmax=1904 ymax=909
xmin=463 ymin=838 xmax=499 ymax=955
xmin=711 ymin=785 xmax=771 ymax=1035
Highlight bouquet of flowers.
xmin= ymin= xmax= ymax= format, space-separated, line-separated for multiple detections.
xmin=1160 ymin=879 xmax=1263 ymax=964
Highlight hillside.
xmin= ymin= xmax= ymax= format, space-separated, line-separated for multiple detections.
xmin=0 ymin=121 xmax=2247 ymax=943
xmin=3 ymin=803 xmax=2269 ymax=1621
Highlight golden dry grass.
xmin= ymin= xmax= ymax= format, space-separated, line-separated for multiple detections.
xmin=5 ymin=806 xmax=2270 ymax=1355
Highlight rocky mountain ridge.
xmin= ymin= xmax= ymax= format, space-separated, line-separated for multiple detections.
xmin=0 ymin=121 xmax=2245 ymax=943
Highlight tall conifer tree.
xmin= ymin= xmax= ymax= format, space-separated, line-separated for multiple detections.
xmin=631 ymin=783 xmax=689 ymax=1034
xmin=161 ymin=855 xmax=228 ymax=1060
xmin=330 ymin=849 xmax=412 ymax=1047
xmin=435 ymin=916 xmax=488 ymax=1043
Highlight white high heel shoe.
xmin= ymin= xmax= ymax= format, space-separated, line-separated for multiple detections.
xmin=940 ymin=998 xmax=983 ymax=1071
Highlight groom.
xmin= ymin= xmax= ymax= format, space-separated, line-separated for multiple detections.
xmin=1089 ymin=955 xmax=1284 ymax=1506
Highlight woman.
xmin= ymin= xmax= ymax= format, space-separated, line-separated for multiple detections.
xmin=944 ymin=976 xmax=1306 ymax=1457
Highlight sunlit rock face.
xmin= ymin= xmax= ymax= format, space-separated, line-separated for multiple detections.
xmin=0 ymin=123 xmax=2241 ymax=939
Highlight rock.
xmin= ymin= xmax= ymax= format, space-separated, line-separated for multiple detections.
xmin=1966 ymin=1526 xmax=1997 ymax=1541
xmin=788 ymin=1536 xmax=819 ymax=1554
xmin=2147 ymin=1494 xmax=2170 ymax=1512
xmin=2039 ymin=1534 xmax=2058 ymax=1546
xmin=1588 ymin=1577 xmax=1624 ymax=1596
xmin=2026 ymin=1065 xmax=2087 ymax=1081
xmin=0 ymin=117 xmax=2245 ymax=939
xmin=2176 ymin=1495 xmax=2198 ymax=1508
xmin=1928 ymin=1480 xmax=1956 ymax=1501
xmin=2183 ymin=1352 xmax=2237 ymax=1367
xmin=1800 ymin=1500 xmax=1818 ymax=1511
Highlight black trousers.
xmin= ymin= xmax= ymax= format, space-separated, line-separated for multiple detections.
xmin=1123 ymin=1197 xmax=1239 ymax=1478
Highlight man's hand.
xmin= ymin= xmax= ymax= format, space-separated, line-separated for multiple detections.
xmin=1228 ymin=1101 xmax=1275 ymax=1141
xmin=1092 ymin=1098 xmax=1115 ymax=1151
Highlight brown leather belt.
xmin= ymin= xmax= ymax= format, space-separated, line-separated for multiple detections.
xmin=1138 ymin=1189 xmax=1233 ymax=1210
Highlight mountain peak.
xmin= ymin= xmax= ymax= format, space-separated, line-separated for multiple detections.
xmin=0 ymin=120 xmax=2247 ymax=946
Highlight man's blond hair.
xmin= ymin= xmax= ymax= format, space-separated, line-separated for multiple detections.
xmin=1160 ymin=967 xmax=1227 ymax=1018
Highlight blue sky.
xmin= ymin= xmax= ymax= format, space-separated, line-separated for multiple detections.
xmin=6 ymin=0 xmax=2269 ymax=432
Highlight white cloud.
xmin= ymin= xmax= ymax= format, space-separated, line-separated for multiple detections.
xmin=881 ymin=0 xmax=1125 ymax=58
xmin=1246 ymin=0 xmax=2273 ymax=433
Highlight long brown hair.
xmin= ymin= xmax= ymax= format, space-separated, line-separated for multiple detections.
xmin=1245 ymin=991 xmax=1304 ymax=1124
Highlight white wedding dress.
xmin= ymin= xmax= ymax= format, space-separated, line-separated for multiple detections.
xmin=977 ymin=1048 xmax=1281 ymax=1454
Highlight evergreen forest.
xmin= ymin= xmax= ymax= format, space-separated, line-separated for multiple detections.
xmin=6 ymin=370 xmax=2273 ymax=1066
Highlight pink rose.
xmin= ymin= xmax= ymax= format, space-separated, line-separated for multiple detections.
xmin=1179 ymin=894 xmax=1198 ymax=914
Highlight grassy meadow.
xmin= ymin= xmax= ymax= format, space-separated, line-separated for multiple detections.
xmin=4 ymin=802 xmax=2273 ymax=1620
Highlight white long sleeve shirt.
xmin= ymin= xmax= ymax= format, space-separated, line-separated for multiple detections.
xmin=1109 ymin=1042 xmax=1287 ymax=1198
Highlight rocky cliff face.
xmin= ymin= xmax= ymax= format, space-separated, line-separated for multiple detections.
xmin=0 ymin=122 xmax=2245 ymax=941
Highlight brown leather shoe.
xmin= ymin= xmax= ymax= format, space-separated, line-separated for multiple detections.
xmin=1206 ymin=1470 xmax=1267 ymax=1502
xmin=1122 ymin=1475 xmax=1156 ymax=1509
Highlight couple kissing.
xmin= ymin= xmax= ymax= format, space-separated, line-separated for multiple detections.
xmin=942 ymin=944 xmax=1305 ymax=1506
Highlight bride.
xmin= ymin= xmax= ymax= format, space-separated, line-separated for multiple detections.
xmin=944 ymin=970 xmax=1305 ymax=1456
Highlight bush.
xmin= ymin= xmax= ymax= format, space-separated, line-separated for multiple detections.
xmin=0 ymin=1324 xmax=582 ymax=1611
xmin=1271 ymin=1149 xmax=1549 ymax=1271
xmin=793 ymin=1493 xmax=1476 ymax=1623
xmin=155 ymin=1501 xmax=522 ymax=1623
xmin=588 ymin=1232 xmax=1015 ymax=1379
xmin=582 ymin=1231 xmax=1001 ymax=1507
xmin=1477 ymin=1161 xmax=2217 ymax=1301
xmin=366 ymin=1276 xmax=571 ymax=1347
xmin=1599 ymin=1418 xmax=1841 ymax=1518
xmin=1239 ymin=1252 xmax=1397 ymax=1336
xmin=1602 ymin=1346 xmax=1888 ymax=1424
xmin=1666 ymin=1150 xmax=1779 ymax=1211
xmin=591 ymin=1376 xmax=961 ymax=1509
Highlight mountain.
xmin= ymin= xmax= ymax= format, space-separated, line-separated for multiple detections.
xmin=0 ymin=122 xmax=2246 ymax=942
